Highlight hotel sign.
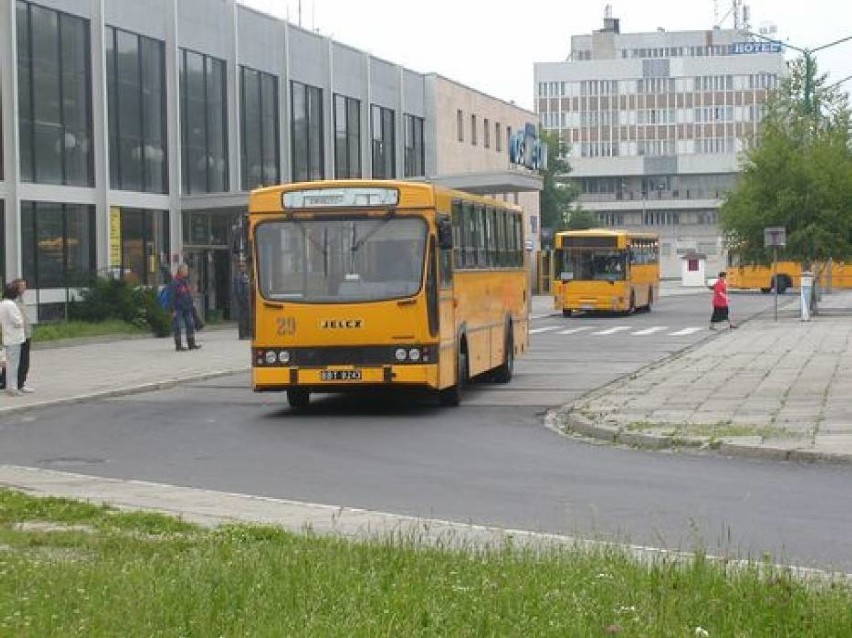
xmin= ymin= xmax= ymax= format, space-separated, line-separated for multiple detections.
xmin=732 ymin=41 xmax=783 ymax=55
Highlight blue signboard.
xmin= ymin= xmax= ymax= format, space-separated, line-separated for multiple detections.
xmin=508 ymin=123 xmax=548 ymax=171
xmin=731 ymin=41 xmax=783 ymax=54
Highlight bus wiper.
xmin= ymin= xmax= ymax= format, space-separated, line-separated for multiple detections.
xmin=350 ymin=210 xmax=396 ymax=254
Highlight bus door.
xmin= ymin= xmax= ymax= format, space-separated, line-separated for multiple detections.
xmin=437 ymin=216 xmax=456 ymax=386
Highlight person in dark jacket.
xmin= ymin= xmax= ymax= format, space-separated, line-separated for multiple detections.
xmin=233 ymin=260 xmax=251 ymax=340
xmin=168 ymin=264 xmax=201 ymax=351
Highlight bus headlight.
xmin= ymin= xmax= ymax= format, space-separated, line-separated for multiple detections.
xmin=265 ymin=351 xmax=278 ymax=365
xmin=395 ymin=348 xmax=407 ymax=361
xmin=408 ymin=348 xmax=421 ymax=362
xmin=278 ymin=350 xmax=291 ymax=364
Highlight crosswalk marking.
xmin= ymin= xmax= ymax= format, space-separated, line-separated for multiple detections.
xmin=557 ymin=327 xmax=591 ymax=335
xmin=529 ymin=326 xmax=560 ymax=334
xmin=529 ymin=324 xmax=705 ymax=337
xmin=591 ymin=326 xmax=630 ymax=335
xmin=631 ymin=326 xmax=668 ymax=336
xmin=668 ymin=327 xmax=703 ymax=336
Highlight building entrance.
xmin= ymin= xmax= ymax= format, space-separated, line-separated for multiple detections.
xmin=182 ymin=209 xmax=241 ymax=322
xmin=184 ymin=248 xmax=232 ymax=321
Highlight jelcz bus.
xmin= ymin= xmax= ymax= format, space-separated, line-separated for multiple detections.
xmin=248 ymin=180 xmax=529 ymax=408
xmin=552 ymin=229 xmax=660 ymax=316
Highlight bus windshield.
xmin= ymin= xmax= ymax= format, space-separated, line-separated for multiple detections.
xmin=558 ymin=249 xmax=627 ymax=282
xmin=255 ymin=216 xmax=427 ymax=302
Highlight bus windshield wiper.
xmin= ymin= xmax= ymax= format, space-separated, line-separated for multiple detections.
xmin=350 ymin=210 xmax=396 ymax=254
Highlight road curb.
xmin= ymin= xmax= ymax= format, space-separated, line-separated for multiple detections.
xmin=548 ymin=407 xmax=852 ymax=466
xmin=0 ymin=367 xmax=250 ymax=417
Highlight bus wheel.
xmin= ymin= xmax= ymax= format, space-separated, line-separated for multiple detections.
xmin=493 ymin=329 xmax=514 ymax=384
xmin=439 ymin=348 xmax=468 ymax=407
xmin=644 ymin=288 xmax=653 ymax=312
xmin=287 ymin=389 xmax=310 ymax=409
xmin=562 ymin=309 xmax=573 ymax=318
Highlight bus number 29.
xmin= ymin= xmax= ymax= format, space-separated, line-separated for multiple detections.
xmin=276 ymin=316 xmax=296 ymax=335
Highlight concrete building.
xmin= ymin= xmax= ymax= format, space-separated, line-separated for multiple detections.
xmin=534 ymin=13 xmax=786 ymax=279
xmin=0 ymin=0 xmax=540 ymax=321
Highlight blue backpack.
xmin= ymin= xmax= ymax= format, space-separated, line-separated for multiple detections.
xmin=156 ymin=286 xmax=170 ymax=310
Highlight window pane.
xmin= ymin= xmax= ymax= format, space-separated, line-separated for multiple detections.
xmin=140 ymin=37 xmax=166 ymax=192
xmin=182 ymin=51 xmax=206 ymax=193
xmin=65 ymin=204 xmax=96 ymax=287
xmin=241 ymin=68 xmax=261 ymax=189
xmin=347 ymin=98 xmax=361 ymax=177
xmin=307 ymin=86 xmax=323 ymax=180
xmin=261 ymin=73 xmax=279 ymax=185
xmin=206 ymin=57 xmax=228 ymax=192
xmin=60 ymin=13 xmax=92 ymax=186
xmin=30 ymin=4 xmax=62 ymax=184
xmin=16 ymin=1 xmax=33 ymax=181
xmin=35 ymin=201 xmax=65 ymax=287
xmin=116 ymin=29 xmax=142 ymax=190
xmin=291 ymin=82 xmax=307 ymax=181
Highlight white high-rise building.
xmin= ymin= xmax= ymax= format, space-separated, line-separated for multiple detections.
xmin=535 ymin=14 xmax=786 ymax=278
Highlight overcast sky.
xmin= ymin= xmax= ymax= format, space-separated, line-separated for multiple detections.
xmin=241 ymin=0 xmax=852 ymax=111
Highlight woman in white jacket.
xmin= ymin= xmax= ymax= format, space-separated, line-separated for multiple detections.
xmin=0 ymin=282 xmax=26 ymax=397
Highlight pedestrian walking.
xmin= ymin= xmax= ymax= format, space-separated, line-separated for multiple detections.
xmin=12 ymin=279 xmax=34 ymax=393
xmin=233 ymin=260 xmax=251 ymax=340
xmin=168 ymin=264 xmax=202 ymax=351
xmin=709 ymin=271 xmax=736 ymax=330
xmin=0 ymin=282 xmax=27 ymax=397
xmin=0 ymin=342 xmax=6 ymax=390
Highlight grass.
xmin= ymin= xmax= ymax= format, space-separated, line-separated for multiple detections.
xmin=32 ymin=320 xmax=148 ymax=343
xmin=1 ymin=489 xmax=850 ymax=636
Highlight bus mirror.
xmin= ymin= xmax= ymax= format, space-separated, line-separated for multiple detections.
xmin=437 ymin=217 xmax=453 ymax=250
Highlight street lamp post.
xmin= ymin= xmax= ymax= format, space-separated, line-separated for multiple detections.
xmin=743 ymin=31 xmax=852 ymax=114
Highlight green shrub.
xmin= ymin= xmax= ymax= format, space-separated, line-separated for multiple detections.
xmin=68 ymin=277 xmax=171 ymax=337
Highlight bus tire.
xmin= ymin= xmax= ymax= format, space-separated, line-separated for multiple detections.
xmin=645 ymin=288 xmax=653 ymax=312
xmin=287 ymin=389 xmax=310 ymax=409
xmin=493 ymin=328 xmax=514 ymax=384
xmin=439 ymin=346 xmax=468 ymax=407
xmin=562 ymin=309 xmax=573 ymax=318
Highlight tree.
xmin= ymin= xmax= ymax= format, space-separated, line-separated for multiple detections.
xmin=720 ymin=57 xmax=852 ymax=277
xmin=563 ymin=209 xmax=597 ymax=230
xmin=538 ymin=130 xmax=581 ymax=244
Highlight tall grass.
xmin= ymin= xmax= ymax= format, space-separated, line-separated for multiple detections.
xmin=0 ymin=489 xmax=849 ymax=636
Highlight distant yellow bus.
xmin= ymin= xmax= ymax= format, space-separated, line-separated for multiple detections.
xmin=726 ymin=261 xmax=852 ymax=293
xmin=247 ymin=180 xmax=529 ymax=408
xmin=551 ymin=229 xmax=660 ymax=317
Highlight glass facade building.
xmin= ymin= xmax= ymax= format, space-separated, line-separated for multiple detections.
xmin=0 ymin=0 xmax=540 ymax=322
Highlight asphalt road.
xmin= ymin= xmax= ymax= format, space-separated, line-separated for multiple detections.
xmin=2 ymin=291 xmax=850 ymax=574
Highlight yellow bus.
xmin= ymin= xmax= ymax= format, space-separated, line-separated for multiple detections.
xmin=551 ymin=229 xmax=660 ymax=317
xmin=247 ymin=180 xmax=529 ymax=408
xmin=726 ymin=260 xmax=852 ymax=293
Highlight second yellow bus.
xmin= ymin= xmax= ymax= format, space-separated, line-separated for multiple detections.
xmin=552 ymin=229 xmax=660 ymax=317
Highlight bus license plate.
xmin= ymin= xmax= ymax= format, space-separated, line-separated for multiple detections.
xmin=320 ymin=369 xmax=362 ymax=381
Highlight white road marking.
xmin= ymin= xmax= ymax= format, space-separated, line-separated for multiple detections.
xmin=591 ymin=326 xmax=631 ymax=335
xmin=529 ymin=326 xmax=560 ymax=334
xmin=631 ymin=326 xmax=669 ymax=336
xmin=668 ymin=327 xmax=703 ymax=336
xmin=557 ymin=327 xmax=592 ymax=335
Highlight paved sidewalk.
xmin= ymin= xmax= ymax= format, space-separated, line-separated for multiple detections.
xmin=0 ymin=326 xmax=251 ymax=417
xmin=551 ymin=290 xmax=852 ymax=464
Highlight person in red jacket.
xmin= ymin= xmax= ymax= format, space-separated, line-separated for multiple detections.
xmin=710 ymin=271 xmax=736 ymax=330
